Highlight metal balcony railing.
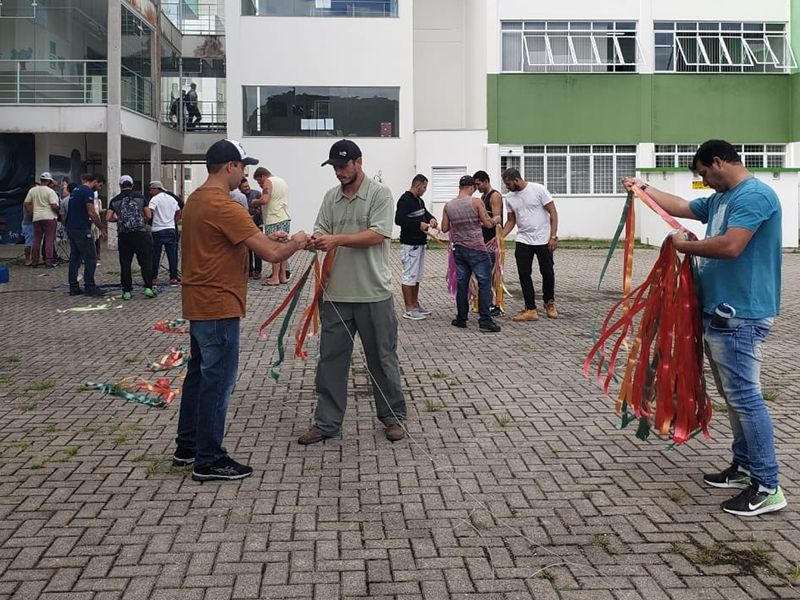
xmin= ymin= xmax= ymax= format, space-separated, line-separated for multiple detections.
xmin=121 ymin=66 xmax=155 ymax=117
xmin=162 ymin=0 xmax=225 ymax=35
xmin=161 ymin=99 xmax=227 ymax=132
xmin=0 ymin=59 xmax=107 ymax=104
xmin=243 ymin=0 xmax=398 ymax=18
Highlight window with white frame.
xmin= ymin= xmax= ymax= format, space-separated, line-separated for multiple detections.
xmin=501 ymin=21 xmax=642 ymax=73
xmin=654 ymin=144 xmax=786 ymax=169
xmin=654 ymin=22 xmax=795 ymax=73
xmin=501 ymin=145 xmax=637 ymax=195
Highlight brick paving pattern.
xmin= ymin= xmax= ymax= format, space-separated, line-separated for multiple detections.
xmin=0 ymin=246 xmax=798 ymax=599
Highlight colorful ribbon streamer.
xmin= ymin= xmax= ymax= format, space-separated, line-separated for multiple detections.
xmin=154 ymin=319 xmax=190 ymax=334
xmin=85 ymin=376 xmax=180 ymax=408
xmin=147 ymin=347 xmax=189 ymax=372
xmin=585 ymin=186 xmax=710 ymax=444
xmin=258 ymin=251 xmax=335 ymax=381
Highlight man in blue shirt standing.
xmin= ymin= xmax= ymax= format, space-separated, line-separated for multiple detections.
xmin=623 ymin=139 xmax=785 ymax=517
xmin=66 ymin=173 xmax=106 ymax=296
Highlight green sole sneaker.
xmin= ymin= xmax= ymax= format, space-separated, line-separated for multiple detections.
xmin=144 ymin=288 xmax=157 ymax=298
xmin=722 ymin=485 xmax=787 ymax=517
xmin=122 ymin=292 xmax=132 ymax=301
xmin=704 ymin=463 xmax=751 ymax=489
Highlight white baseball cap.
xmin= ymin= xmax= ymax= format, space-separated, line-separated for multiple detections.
xmin=119 ymin=175 xmax=134 ymax=186
xmin=39 ymin=172 xmax=54 ymax=182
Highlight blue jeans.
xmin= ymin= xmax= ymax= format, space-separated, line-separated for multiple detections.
xmin=67 ymin=228 xmax=97 ymax=291
xmin=152 ymin=228 xmax=178 ymax=280
xmin=176 ymin=318 xmax=240 ymax=468
xmin=453 ymin=245 xmax=493 ymax=326
xmin=704 ymin=315 xmax=778 ymax=488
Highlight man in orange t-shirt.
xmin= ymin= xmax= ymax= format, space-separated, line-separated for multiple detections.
xmin=175 ymin=139 xmax=308 ymax=482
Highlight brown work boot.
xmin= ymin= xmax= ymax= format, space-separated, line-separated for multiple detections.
xmin=385 ymin=423 xmax=405 ymax=442
xmin=512 ymin=308 xmax=539 ymax=322
xmin=544 ymin=300 xmax=559 ymax=319
xmin=297 ymin=428 xmax=330 ymax=445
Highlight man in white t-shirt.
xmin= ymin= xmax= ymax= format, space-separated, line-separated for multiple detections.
xmin=148 ymin=181 xmax=182 ymax=285
xmin=501 ymin=168 xmax=559 ymax=321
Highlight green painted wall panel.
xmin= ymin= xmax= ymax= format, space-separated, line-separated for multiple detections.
xmin=489 ymin=73 xmax=793 ymax=144
xmin=651 ymin=75 xmax=790 ymax=143
xmin=487 ymin=74 xmax=642 ymax=144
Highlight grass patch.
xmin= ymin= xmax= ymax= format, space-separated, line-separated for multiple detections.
xmin=31 ymin=460 xmax=47 ymax=470
xmin=763 ymin=388 xmax=781 ymax=402
xmin=112 ymin=432 xmax=131 ymax=445
xmin=9 ymin=440 xmax=32 ymax=450
xmin=0 ymin=375 xmax=12 ymax=384
xmin=431 ymin=369 xmax=448 ymax=379
xmin=146 ymin=457 xmax=173 ymax=477
xmin=788 ymin=564 xmax=800 ymax=584
xmin=679 ymin=540 xmax=773 ymax=575
xmin=667 ymin=489 xmax=686 ymax=503
xmin=123 ymin=356 xmax=140 ymax=365
xmin=20 ymin=402 xmax=37 ymax=412
xmin=63 ymin=446 xmax=78 ymax=458
xmin=4 ymin=356 xmax=20 ymax=364
xmin=80 ymin=426 xmax=99 ymax=433
xmin=24 ymin=382 xmax=54 ymax=392
xmin=423 ymin=399 xmax=441 ymax=412
xmin=539 ymin=570 xmax=555 ymax=582
xmin=43 ymin=424 xmax=59 ymax=433
xmin=593 ymin=534 xmax=611 ymax=551
xmin=496 ymin=414 xmax=512 ymax=427
xmin=712 ymin=401 xmax=728 ymax=414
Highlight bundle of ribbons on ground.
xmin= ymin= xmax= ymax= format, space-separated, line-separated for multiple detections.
xmin=583 ymin=184 xmax=712 ymax=444
xmin=258 ymin=250 xmax=335 ymax=381
xmin=86 ymin=346 xmax=188 ymax=408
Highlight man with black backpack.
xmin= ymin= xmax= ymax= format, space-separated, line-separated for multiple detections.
xmin=107 ymin=175 xmax=156 ymax=301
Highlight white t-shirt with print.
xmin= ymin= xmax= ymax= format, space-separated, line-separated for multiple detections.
xmin=505 ymin=182 xmax=553 ymax=245
xmin=149 ymin=192 xmax=180 ymax=231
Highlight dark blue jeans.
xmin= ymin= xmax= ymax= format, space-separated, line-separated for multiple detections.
xmin=67 ymin=228 xmax=97 ymax=291
xmin=453 ymin=245 xmax=493 ymax=326
xmin=152 ymin=228 xmax=178 ymax=280
xmin=176 ymin=318 xmax=240 ymax=468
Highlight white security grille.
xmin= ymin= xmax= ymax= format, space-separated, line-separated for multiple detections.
xmin=654 ymin=144 xmax=786 ymax=169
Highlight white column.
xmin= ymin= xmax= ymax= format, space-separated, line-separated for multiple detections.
xmin=107 ymin=1 xmax=122 ymax=198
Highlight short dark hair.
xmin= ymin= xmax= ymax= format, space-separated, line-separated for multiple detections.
xmin=253 ymin=166 xmax=271 ymax=178
xmin=473 ymin=170 xmax=490 ymax=183
xmin=207 ymin=161 xmax=242 ymax=174
xmin=95 ymin=174 xmax=106 ymax=184
xmin=691 ymin=140 xmax=742 ymax=172
xmin=411 ymin=174 xmax=428 ymax=186
xmin=80 ymin=173 xmax=96 ymax=183
xmin=502 ymin=168 xmax=521 ymax=181
xmin=120 ymin=180 xmax=133 ymax=189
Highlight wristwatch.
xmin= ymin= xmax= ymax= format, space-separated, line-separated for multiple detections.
xmin=551 ymin=236 xmax=558 ymax=241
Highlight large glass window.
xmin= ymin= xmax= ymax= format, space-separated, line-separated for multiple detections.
xmin=501 ymin=21 xmax=641 ymax=73
xmin=0 ymin=0 xmax=107 ymax=104
xmin=243 ymin=86 xmax=399 ymax=137
xmin=121 ymin=6 xmax=154 ymax=116
xmin=242 ymin=0 xmax=397 ymax=17
xmin=654 ymin=144 xmax=786 ymax=169
xmin=654 ymin=22 xmax=795 ymax=73
xmin=502 ymin=145 xmax=637 ymax=195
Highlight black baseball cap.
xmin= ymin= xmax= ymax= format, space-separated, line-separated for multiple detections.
xmin=205 ymin=139 xmax=259 ymax=166
xmin=321 ymin=139 xmax=362 ymax=167
xmin=459 ymin=175 xmax=475 ymax=187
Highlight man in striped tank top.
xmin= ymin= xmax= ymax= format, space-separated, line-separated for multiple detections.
xmin=441 ymin=175 xmax=502 ymax=333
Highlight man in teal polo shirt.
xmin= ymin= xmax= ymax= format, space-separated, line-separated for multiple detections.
xmin=298 ymin=140 xmax=406 ymax=445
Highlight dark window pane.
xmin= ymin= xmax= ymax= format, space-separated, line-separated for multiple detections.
xmin=243 ymin=85 xmax=399 ymax=137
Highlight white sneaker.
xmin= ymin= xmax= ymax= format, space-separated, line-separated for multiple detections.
xmin=416 ymin=305 xmax=432 ymax=316
xmin=402 ymin=309 xmax=426 ymax=320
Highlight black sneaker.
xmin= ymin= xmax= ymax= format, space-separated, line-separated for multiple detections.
xmin=192 ymin=456 xmax=253 ymax=481
xmin=704 ymin=462 xmax=752 ymax=489
xmin=721 ymin=483 xmax=787 ymax=516
xmin=451 ymin=319 xmax=467 ymax=329
xmin=489 ymin=305 xmax=503 ymax=317
xmin=68 ymin=288 xmax=83 ymax=296
xmin=479 ymin=321 xmax=501 ymax=333
xmin=172 ymin=447 xmax=195 ymax=467
xmin=85 ymin=287 xmax=106 ymax=297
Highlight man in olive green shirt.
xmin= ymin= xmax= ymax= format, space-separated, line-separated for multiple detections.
xmin=298 ymin=140 xmax=406 ymax=445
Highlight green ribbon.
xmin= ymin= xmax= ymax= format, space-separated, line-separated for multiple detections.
xmin=85 ymin=381 xmax=167 ymax=408
xmin=269 ymin=262 xmax=314 ymax=381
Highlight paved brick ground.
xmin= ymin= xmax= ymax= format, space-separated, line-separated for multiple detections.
xmin=0 ymin=245 xmax=798 ymax=599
